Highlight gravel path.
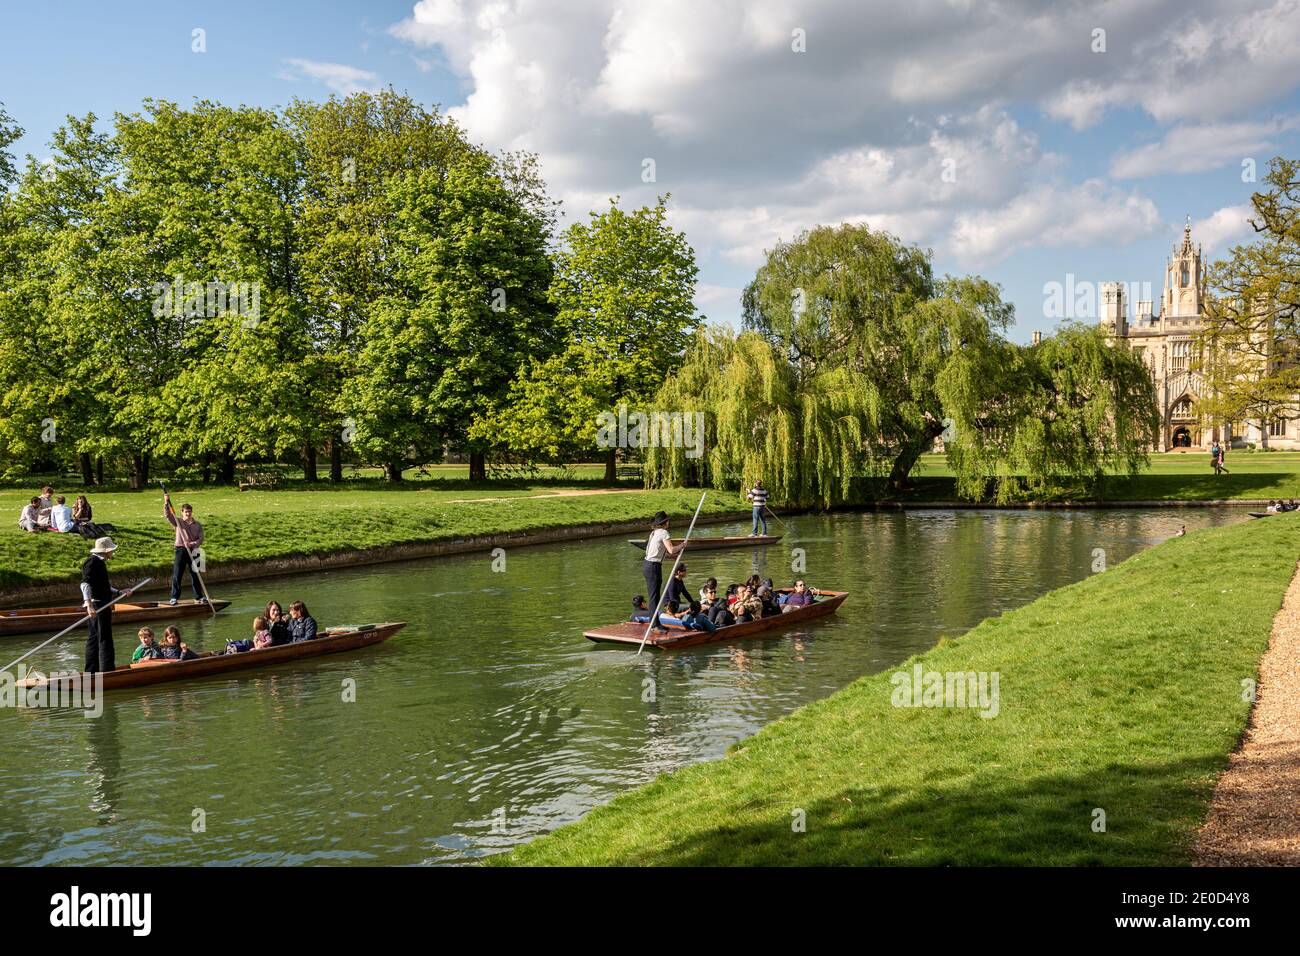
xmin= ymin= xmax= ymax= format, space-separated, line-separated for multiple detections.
xmin=1194 ymin=559 xmax=1300 ymax=865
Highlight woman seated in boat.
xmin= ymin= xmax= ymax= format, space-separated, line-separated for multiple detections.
xmin=782 ymin=579 xmax=815 ymax=611
xmin=664 ymin=564 xmax=691 ymax=614
xmin=700 ymin=585 xmax=733 ymax=628
xmin=678 ymin=599 xmax=716 ymax=632
xmin=287 ymin=601 xmax=318 ymax=642
xmin=265 ymin=601 xmax=291 ymax=645
xmin=629 ymin=595 xmax=651 ymax=623
xmin=158 ymin=625 xmax=199 ymax=661
xmin=132 ymin=627 xmax=161 ymax=662
xmin=755 ymin=585 xmax=782 ymax=618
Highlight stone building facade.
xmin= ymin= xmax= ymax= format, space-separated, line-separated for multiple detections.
xmin=1102 ymin=220 xmax=1298 ymax=451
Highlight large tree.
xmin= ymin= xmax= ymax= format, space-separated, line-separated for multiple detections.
xmin=473 ymin=197 xmax=700 ymax=480
xmin=1193 ymin=156 xmax=1300 ymax=441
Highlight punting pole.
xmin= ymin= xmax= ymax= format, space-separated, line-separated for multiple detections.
xmin=160 ymin=480 xmax=217 ymax=617
xmin=763 ymin=503 xmax=792 ymax=534
xmin=1 ymin=578 xmax=154 ymax=674
xmin=636 ymin=492 xmax=707 ymax=656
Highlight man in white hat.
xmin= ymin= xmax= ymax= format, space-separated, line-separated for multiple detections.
xmin=80 ymin=536 xmax=131 ymax=673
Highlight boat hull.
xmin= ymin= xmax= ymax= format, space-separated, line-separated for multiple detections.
xmin=0 ymin=599 xmax=231 ymax=636
xmin=585 ymin=591 xmax=847 ymax=649
xmin=626 ymin=534 xmax=783 ymax=552
xmin=18 ymin=622 xmax=406 ymax=692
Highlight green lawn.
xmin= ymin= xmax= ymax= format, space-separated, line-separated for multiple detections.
xmin=501 ymin=514 xmax=1298 ymax=866
xmin=0 ymin=481 xmax=743 ymax=593
xmin=904 ymin=450 xmax=1300 ymax=501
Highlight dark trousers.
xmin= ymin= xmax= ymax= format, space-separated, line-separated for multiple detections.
xmin=85 ymin=606 xmax=114 ymax=673
xmin=642 ymin=560 xmax=664 ymax=627
xmin=171 ymin=546 xmax=203 ymax=601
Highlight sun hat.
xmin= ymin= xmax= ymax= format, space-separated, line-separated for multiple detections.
xmin=651 ymin=510 xmax=670 ymax=527
xmin=91 ymin=536 xmax=118 ymax=555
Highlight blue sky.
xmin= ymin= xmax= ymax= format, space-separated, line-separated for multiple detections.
xmin=3 ymin=0 xmax=1299 ymax=341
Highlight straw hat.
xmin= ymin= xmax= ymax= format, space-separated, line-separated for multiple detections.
xmin=91 ymin=536 xmax=119 ymax=555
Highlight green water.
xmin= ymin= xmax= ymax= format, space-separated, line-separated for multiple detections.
xmin=0 ymin=508 xmax=1241 ymax=865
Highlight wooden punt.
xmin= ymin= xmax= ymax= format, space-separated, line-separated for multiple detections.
xmin=0 ymin=599 xmax=232 ymax=637
xmin=626 ymin=534 xmax=783 ymax=552
xmin=16 ymin=622 xmax=406 ymax=692
xmin=585 ymin=590 xmax=847 ymax=650
xmin=1248 ymin=511 xmax=1276 ymax=519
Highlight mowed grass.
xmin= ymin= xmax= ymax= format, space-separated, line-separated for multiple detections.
xmin=501 ymin=515 xmax=1299 ymax=866
xmin=0 ymin=482 xmax=744 ymax=592
xmin=906 ymin=450 xmax=1300 ymax=501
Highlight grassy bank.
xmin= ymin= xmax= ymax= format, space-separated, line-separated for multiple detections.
xmin=0 ymin=483 xmax=743 ymax=592
xmin=502 ymin=514 xmax=1299 ymax=866
xmin=904 ymin=450 xmax=1300 ymax=502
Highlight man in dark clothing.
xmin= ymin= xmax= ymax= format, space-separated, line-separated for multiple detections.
xmin=80 ymin=536 xmax=131 ymax=673
xmin=664 ymin=564 xmax=691 ymax=614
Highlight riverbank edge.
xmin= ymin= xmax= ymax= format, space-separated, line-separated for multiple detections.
xmin=498 ymin=515 xmax=1299 ymax=866
xmin=0 ymin=511 xmax=756 ymax=608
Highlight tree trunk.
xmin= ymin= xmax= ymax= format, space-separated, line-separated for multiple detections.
xmin=604 ymin=448 xmax=617 ymax=484
xmin=217 ymin=449 xmax=236 ymax=485
xmin=303 ymin=443 xmax=318 ymax=482
xmin=887 ymin=427 xmax=941 ymax=492
xmin=384 ymin=459 xmax=403 ymax=482
xmin=469 ymin=451 xmax=486 ymax=482
xmin=201 ymin=452 xmax=212 ymax=484
xmin=96 ymin=456 xmax=103 ymax=487
xmin=79 ymin=452 xmax=94 ymax=486
xmin=329 ymin=435 xmax=343 ymax=482
xmin=129 ymin=453 xmax=148 ymax=490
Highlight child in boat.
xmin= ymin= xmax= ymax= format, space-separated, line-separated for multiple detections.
xmin=131 ymin=627 xmax=161 ymax=662
xmin=253 ymin=616 xmax=273 ymax=649
xmin=158 ymin=625 xmax=199 ymax=661
xmin=630 ymin=595 xmax=651 ymax=623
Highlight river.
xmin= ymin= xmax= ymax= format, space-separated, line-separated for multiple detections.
xmin=0 ymin=507 xmax=1242 ymax=865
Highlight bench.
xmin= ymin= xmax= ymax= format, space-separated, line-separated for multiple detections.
xmin=616 ymin=465 xmax=643 ymax=480
xmin=237 ymin=469 xmax=285 ymax=491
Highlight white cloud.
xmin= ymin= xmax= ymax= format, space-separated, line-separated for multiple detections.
xmin=1111 ymin=118 xmax=1299 ymax=178
xmin=386 ymin=0 xmax=1300 ymax=292
xmin=281 ymin=58 xmax=382 ymax=96
xmin=1193 ymin=204 xmax=1258 ymax=252
xmin=951 ymin=181 xmax=1164 ymax=267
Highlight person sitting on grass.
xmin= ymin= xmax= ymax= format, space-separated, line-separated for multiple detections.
xmin=158 ymin=625 xmax=199 ymax=661
xmin=131 ymin=627 xmax=161 ymax=662
xmin=630 ymin=595 xmax=651 ymax=623
xmin=49 ymin=495 xmax=74 ymax=533
xmin=18 ymin=497 xmax=46 ymax=533
xmin=287 ymin=600 xmax=318 ymax=642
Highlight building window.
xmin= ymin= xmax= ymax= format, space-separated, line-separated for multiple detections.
xmin=1171 ymin=397 xmax=1193 ymax=419
xmin=1269 ymin=419 xmax=1287 ymax=438
xmin=1171 ymin=341 xmax=1189 ymax=372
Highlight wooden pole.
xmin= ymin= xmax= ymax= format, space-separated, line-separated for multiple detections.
xmin=2 ymin=578 xmax=154 ymax=674
xmin=636 ymin=493 xmax=707 ymax=656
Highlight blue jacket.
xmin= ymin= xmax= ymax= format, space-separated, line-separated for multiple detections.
xmin=288 ymin=615 xmax=318 ymax=643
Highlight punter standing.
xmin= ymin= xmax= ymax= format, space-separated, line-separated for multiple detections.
xmin=81 ymin=536 xmax=129 ymax=673
xmin=164 ymin=492 xmax=205 ymax=605
xmin=747 ymin=479 xmax=769 ymax=536
xmin=643 ymin=510 xmax=680 ymax=631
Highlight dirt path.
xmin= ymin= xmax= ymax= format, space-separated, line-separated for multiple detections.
xmin=1194 ymin=559 xmax=1300 ymax=865
xmin=445 ymin=487 xmax=647 ymax=504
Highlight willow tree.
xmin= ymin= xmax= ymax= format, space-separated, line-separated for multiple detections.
xmin=1192 ymin=156 xmax=1300 ymax=440
xmin=943 ymin=323 xmax=1159 ymax=502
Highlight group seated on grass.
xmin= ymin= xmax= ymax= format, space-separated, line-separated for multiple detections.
xmin=16 ymin=486 xmax=114 ymax=538
xmin=1266 ymin=499 xmax=1300 ymax=513
xmin=631 ymin=574 xmax=817 ymax=632
xmin=130 ymin=601 xmax=321 ymax=664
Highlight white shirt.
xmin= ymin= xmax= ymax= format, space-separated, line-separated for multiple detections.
xmin=50 ymin=504 xmax=74 ymax=532
xmin=644 ymin=528 xmax=672 ymax=562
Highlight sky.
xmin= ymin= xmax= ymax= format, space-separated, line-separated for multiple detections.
xmin=3 ymin=0 xmax=1299 ymax=341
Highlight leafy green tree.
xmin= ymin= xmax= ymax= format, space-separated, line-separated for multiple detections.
xmin=343 ymin=152 xmax=556 ymax=480
xmin=475 ymin=197 xmax=700 ymax=480
xmin=1193 ymin=157 xmax=1300 ymax=442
